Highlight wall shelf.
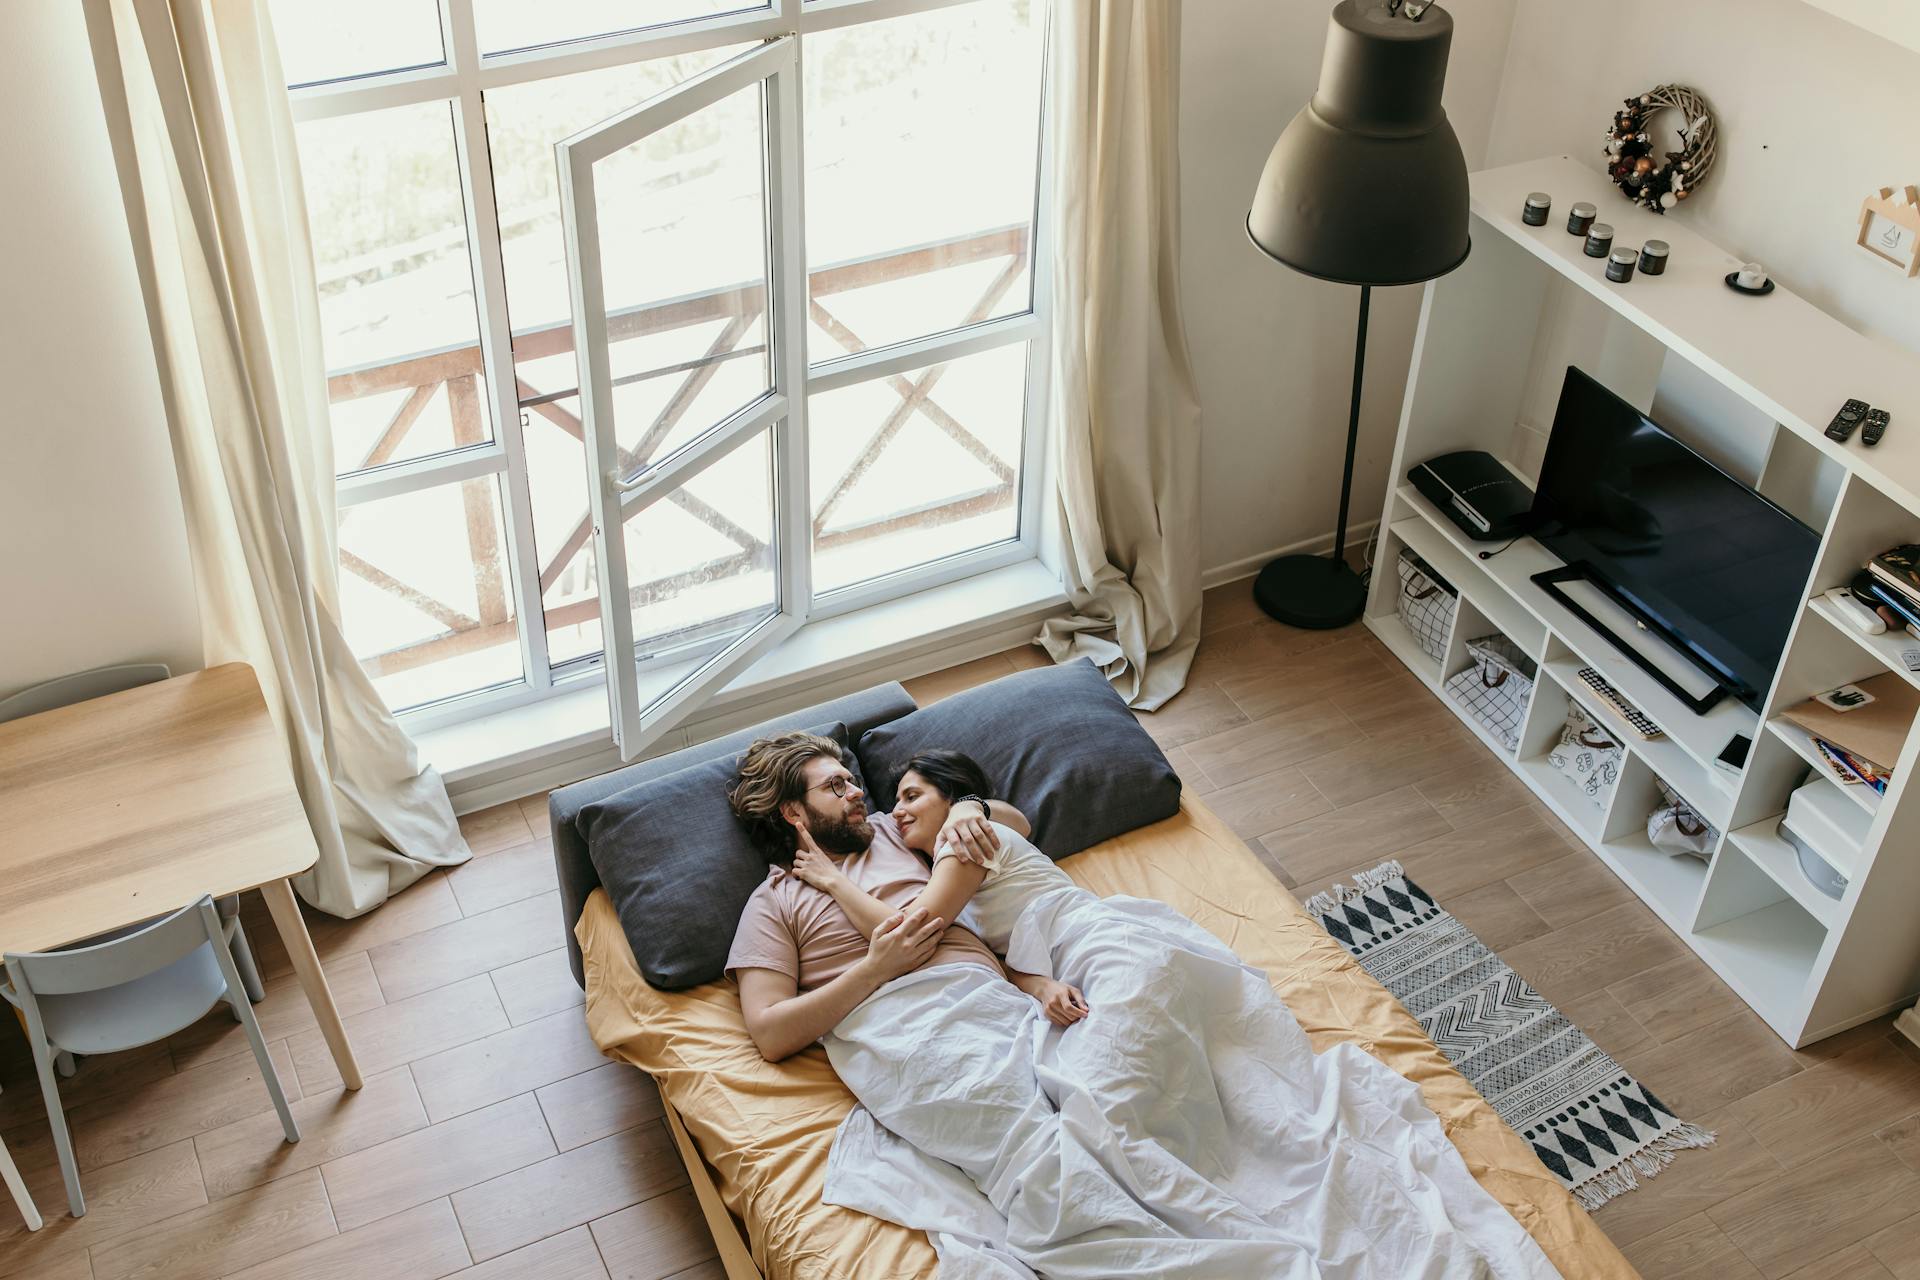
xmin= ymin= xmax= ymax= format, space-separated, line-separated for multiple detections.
xmin=1726 ymin=821 xmax=1845 ymax=931
xmin=1764 ymin=717 xmax=1883 ymax=818
xmin=1363 ymin=157 xmax=1920 ymax=1048
xmin=1806 ymin=595 xmax=1920 ymax=692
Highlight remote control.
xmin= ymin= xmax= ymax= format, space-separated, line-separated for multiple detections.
xmin=1826 ymin=587 xmax=1887 ymax=635
xmin=1863 ymin=408 xmax=1891 ymax=447
xmin=1827 ymin=398 xmax=1869 ymax=442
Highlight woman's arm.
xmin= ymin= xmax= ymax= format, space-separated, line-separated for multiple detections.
xmin=1007 ymin=969 xmax=1088 ymax=1027
xmin=794 ymin=844 xmax=987 ymax=939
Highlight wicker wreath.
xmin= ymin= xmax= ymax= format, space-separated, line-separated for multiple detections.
xmin=1604 ymin=84 xmax=1716 ymax=214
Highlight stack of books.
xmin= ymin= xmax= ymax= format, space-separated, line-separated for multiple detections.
xmin=1855 ymin=544 xmax=1920 ymax=632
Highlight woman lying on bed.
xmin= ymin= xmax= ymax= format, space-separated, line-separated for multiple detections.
xmin=791 ymin=750 xmax=1277 ymax=1170
xmin=801 ymin=751 xmax=1559 ymax=1278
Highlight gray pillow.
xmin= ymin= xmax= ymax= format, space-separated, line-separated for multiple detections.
xmin=577 ymin=722 xmax=861 ymax=990
xmin=856 ymin=658 xmax=1180 ymax=858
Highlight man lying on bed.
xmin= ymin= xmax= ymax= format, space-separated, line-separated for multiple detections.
xmin=724 ymin=732 xmax=1560 ymax=1280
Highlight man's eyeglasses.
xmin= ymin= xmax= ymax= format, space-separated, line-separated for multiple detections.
xmin=809 ymin=776 xmax=859 ymax=799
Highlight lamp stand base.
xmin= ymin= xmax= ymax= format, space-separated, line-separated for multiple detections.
xmin=1252 ymin=554 xmax=1366 ymax=630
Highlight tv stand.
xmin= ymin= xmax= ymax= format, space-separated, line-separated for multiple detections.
xmin=1363 ymin=157 xmax=1920 ymax=1049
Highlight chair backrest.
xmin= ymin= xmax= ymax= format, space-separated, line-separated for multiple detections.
xmin=5 ymin=896 xmax=222 ymax=997
xmin=0 ymin=664 xmax=172 ymax=723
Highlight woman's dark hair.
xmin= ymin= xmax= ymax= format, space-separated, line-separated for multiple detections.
xmin=898 ymin=749 xmax=993 ymax=805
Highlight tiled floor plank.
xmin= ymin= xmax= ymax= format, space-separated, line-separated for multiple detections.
xmin=448 ymin=1224 xmax=610 ymax=1280
xmin=368 ymin=892 xmax=563 ymax=1005
xmin=452 ymin=1122 xmax=686 ymax=1262
xmin=1620 ymin=1212 xmax=1764 ymax=1280
xmin=458 ymin=803 xmax=535 ymax=856
xmin=0 ymin=1141 xmax=206 ymax=1277
xmin=322 ymin=1093 xmax=556 ymax=1233
xmin=491 ymin=947 xmax=588 ymax=1026
xmin=537 ymin=1063 xmax=666 ymax=1153
xmin=1726 ymin=1037 xmax=1920 ymax=1165
xmin=589 ymin=1187 xmax=718 ymax=1280
xmin=167 ymin=951 xmax=384 ymax=1072
xmin=447 ymin=842 xmax=561 ymax=918
xmin=87 ymin=1165 xmax=334 ymax=1280
xmin=1707 ymin=1137 xmax=1920 ymax=1277
xmin=221 ymin=1197 xmax=470 ymax=1280
xmin=60 ymin=1041 xmax=301 ymax=1173
xmin=409 ymin=1006 xmax=609 ymax=1125
xmin=194 ymin=1067 xmax=427 ymax=1200
xmin=1258 ymin=784 xmax=1451 ymax=884
xmin=289 ymin=973 xmax=508 ymax=1094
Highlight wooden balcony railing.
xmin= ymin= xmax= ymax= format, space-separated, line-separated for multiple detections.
xmin=330 ymin=225 xmax=1029 ymax=680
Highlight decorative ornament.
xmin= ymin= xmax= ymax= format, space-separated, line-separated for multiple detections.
xmin=1602 ymin=83 xmax=1716 ymax=215
xmin=1856 ymin=186 xmax=1920 ymax=277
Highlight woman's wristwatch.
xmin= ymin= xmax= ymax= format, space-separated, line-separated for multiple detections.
xmin=954 ymin=793 xmax=992 ymax=822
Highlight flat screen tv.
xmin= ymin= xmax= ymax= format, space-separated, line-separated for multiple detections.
xmin=1529 ymin=366 xmax=1819 ymax=713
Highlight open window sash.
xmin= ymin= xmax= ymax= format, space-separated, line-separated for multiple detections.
xmin=557 ymin=39 xmax=810 ymax=760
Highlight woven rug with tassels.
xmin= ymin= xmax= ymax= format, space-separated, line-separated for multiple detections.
xmin=1307 ymin=860 xmax=1715 ymax=1210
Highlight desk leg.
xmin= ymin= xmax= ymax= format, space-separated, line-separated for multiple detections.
xmin=259 ymin=878 xmax=364 ymax=1091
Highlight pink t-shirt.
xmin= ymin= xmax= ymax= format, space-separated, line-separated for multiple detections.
xmin=726 ymin=813 xmax=1001 ymax=991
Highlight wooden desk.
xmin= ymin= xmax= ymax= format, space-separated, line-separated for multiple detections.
xmin=0 ymin=663 xmax=362 ymax=1088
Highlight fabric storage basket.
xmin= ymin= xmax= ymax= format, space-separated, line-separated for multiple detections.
xmin=1545 ymin=703 xmax=1623 ymax=812
xmin=1444 ymin=634 xmax=1536 ymax=751
xmin=1647 ymin=778 xmax=1719 ymax=860
xmin=1396 ymin=550 xmax=1457 ymax=663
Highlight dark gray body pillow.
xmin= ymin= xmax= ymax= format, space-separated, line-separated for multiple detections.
xmin=576 ymin=722 xmax=862 ymax=990
xmin=856 ymin=658 xmax=1181 ymax=858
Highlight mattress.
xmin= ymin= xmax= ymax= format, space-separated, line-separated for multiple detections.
xmin=576 ymin=794 xmax=1638 ymax=1280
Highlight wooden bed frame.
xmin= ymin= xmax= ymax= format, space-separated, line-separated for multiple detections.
xmin=661 ymin=1091 xmax=765 ymax=1279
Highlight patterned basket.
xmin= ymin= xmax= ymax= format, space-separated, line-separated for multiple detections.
xmin=1395 ymin=550 xmax=1456 ymax=663
xmin=1445 ymin=634 xmax=1536 ymax=751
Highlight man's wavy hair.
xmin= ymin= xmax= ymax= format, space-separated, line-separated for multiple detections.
xmin=728 ymin=731 xmax=851 ymax=864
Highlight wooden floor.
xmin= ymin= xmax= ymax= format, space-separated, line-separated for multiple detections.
xmin=2 ymin=585 xmax=1917 ymax=1279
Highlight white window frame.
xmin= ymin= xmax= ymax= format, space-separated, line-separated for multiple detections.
xmin=293 ymin=0 xmax=1053 ymax=733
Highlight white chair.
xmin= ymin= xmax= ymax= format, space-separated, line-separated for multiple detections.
xmin=0 ymin=664 xmax=267 ymax=1009
xmin=0 ymin=1133 xmax=39 ymax=1232
xmin=2 ymin=896 xmax=299 ymax=1218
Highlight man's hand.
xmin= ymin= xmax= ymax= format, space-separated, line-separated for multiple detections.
xmin=789 ymin=845 xmax=843 ymax=894
xmin=936 ymin=804 xmax=1001 ymax=865
xmin=862 ymin=908 xmax=944 ymax=982
xmin=1033 ymin=978 xmax=1088 ymax=1028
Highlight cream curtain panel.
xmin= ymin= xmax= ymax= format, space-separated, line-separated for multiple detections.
xmin=1037 ymin=0 xmax=1205 ymax=711
xmin=83 ymin=0 xmax=470 ymax=916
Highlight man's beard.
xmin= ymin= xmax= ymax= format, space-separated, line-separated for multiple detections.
xmin=803 ymin=800 xmax=873 ymax=856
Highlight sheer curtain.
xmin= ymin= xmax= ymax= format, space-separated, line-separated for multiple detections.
xmin=83 ymin=0 xmax=470 ymax=916
xmin=1036 ymin=0 xmax=1205 ymax=711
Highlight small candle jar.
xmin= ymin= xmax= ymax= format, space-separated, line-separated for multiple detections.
xmin=1606 ymin=247 xmax=1637 ymax=282
xmin=1638 ymin=240 xmax=1669 ymax=276
xmin=1522 ymin=192 xmax=1552 ymax=226
xmin=1584 ymin=223 xmax=1614 ymax=258
xmin=1566 ymin=202 xmax=1596 ymax=236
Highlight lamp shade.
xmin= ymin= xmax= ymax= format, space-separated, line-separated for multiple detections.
xmin=1247 ymin=1 xmax=1470 ymax=286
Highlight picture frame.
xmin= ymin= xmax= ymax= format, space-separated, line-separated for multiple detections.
xmin=1856 ymin=185 xmax=1920 ymax=276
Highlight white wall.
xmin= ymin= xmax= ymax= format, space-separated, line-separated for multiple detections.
xmin=0 ymin=0 xmax=200 ymax=698
xmin=1181 ymin=0 xmax=1518 ymax=579
xmin=1486 ymin=0 xmax=1920 ymax=358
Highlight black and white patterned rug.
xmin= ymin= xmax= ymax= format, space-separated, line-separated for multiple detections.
xmin=1307 ymin=860 xmax=1714 ymax=1210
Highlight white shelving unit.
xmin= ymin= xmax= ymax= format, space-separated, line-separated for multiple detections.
xmin=1365 ymin=157 xmax=1920 ymax=1048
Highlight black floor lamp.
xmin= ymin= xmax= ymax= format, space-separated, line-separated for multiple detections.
xmin=1244 ymin=0 xmax=1471 ymax=629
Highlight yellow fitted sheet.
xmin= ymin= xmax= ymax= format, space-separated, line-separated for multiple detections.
xmin=577 ymin=794 xmax=1639 ymax=1280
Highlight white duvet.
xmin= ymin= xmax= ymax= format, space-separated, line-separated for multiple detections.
xmin=822 ymin=864 xmax=1561 ymax=1280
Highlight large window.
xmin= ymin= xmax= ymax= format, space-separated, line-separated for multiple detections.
xmin=282 ymin=0 xmax=1048 ymax=744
